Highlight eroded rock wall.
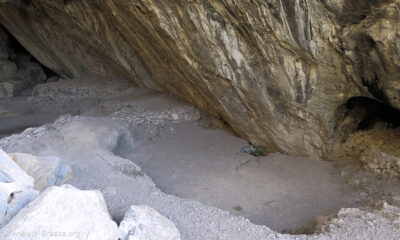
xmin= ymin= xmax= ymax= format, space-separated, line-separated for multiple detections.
xmin=0 ymin=0 xmax=399 ymax=159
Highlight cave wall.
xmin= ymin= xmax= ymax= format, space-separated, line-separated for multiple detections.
xmin=0 ymin=25 xmax=48 ymax=97
xmin=0 ymin=0 xmax=399 ymax=160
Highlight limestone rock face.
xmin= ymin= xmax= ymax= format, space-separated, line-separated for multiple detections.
xmin=0 ymin=1 xmax=399 ymax=159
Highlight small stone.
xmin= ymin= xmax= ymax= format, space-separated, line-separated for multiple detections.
xmin=368 ymin=162 xmax=379 ymax=169
xmin=347 ymin=177 xmax=360 ymax=187
xmin=359 ymin=155 xmax=367 ymax=163
xmin=171 ymin=112 xmax=179 ymax=121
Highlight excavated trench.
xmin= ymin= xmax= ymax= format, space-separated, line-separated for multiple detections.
xmin=2 ymin=22 xmax=400 ymax=238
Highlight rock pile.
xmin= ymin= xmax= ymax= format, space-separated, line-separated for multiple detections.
xmin=342 ymin=126 xmax=400 ymax=177
xmin=0 ymin=27 xmax=47 ymax=97
xmin=104 ymin=103 xmax=201 ymax=125
xmin=0 ymin=149 xmax=37 ymax=227
xmin=31 ymin=78 xmax=130 ymax=104
xmin=0 ymin=148 xmax=182 ymax=240
xmin=0 ymin=149 xmax=73 ymax=228
xmin=0 ymin=185 xmax=120 ymax=240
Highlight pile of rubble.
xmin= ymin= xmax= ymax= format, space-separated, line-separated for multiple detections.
xmin=342 ymin=125 xmax=400 ymax=177
xmin=0 ymin=149 xmax=181 ymax=240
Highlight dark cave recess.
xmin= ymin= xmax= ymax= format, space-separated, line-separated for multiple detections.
xmin=346 ymin=96 xmax=400 ymax=130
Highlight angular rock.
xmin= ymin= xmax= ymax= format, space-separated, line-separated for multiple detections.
xmin=0 ymin=80 xmax=23 ymax=97
xmin=9 ymin=153 xmax=73 ymax=191
xmin=0 ymin=185 xmax=120 ymax=239
xmin=0 ymin=149 xmax=38 ymax=227
xmin=120 ymin=205 xmax=181 ymax=240
xmin=0 ymin=182 xmax=38 ymax=227
xmin=0 ymin=149 xmax=33 ymax=187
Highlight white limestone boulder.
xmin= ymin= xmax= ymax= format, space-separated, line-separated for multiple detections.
xmin=0 ymin=182 xmax=37 ymax=227
xmin=0 ymin=150 xmax=33 ymax=187
xmin=0 ymin=185 xmax=120 ymax=240
xmin=0 ymin=149 xmax=38 ymax=227
xmin=119 ymin=205 xmax=181 ymax=240
xmin=9 ymin=153 xmax=73 ymax=191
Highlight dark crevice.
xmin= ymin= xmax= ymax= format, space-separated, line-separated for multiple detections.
xmin=360 ymin=75 xmax=388 ymax=103
xmin=6 ymin=28 xmax=58 ymax=79
xmin=346 ymin=97 xmax=400 ymax=130
xmin=331 ymin=0 xmax=389 ymax=26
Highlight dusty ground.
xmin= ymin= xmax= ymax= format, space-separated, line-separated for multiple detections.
xmin=1 ymin=78 xmax=400 ymax=239
xmin=115 ymin=121 xmax=358 ymax=233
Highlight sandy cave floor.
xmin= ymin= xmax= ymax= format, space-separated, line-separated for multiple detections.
xmin=1 ymin=78 xmax=400 ymax=238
